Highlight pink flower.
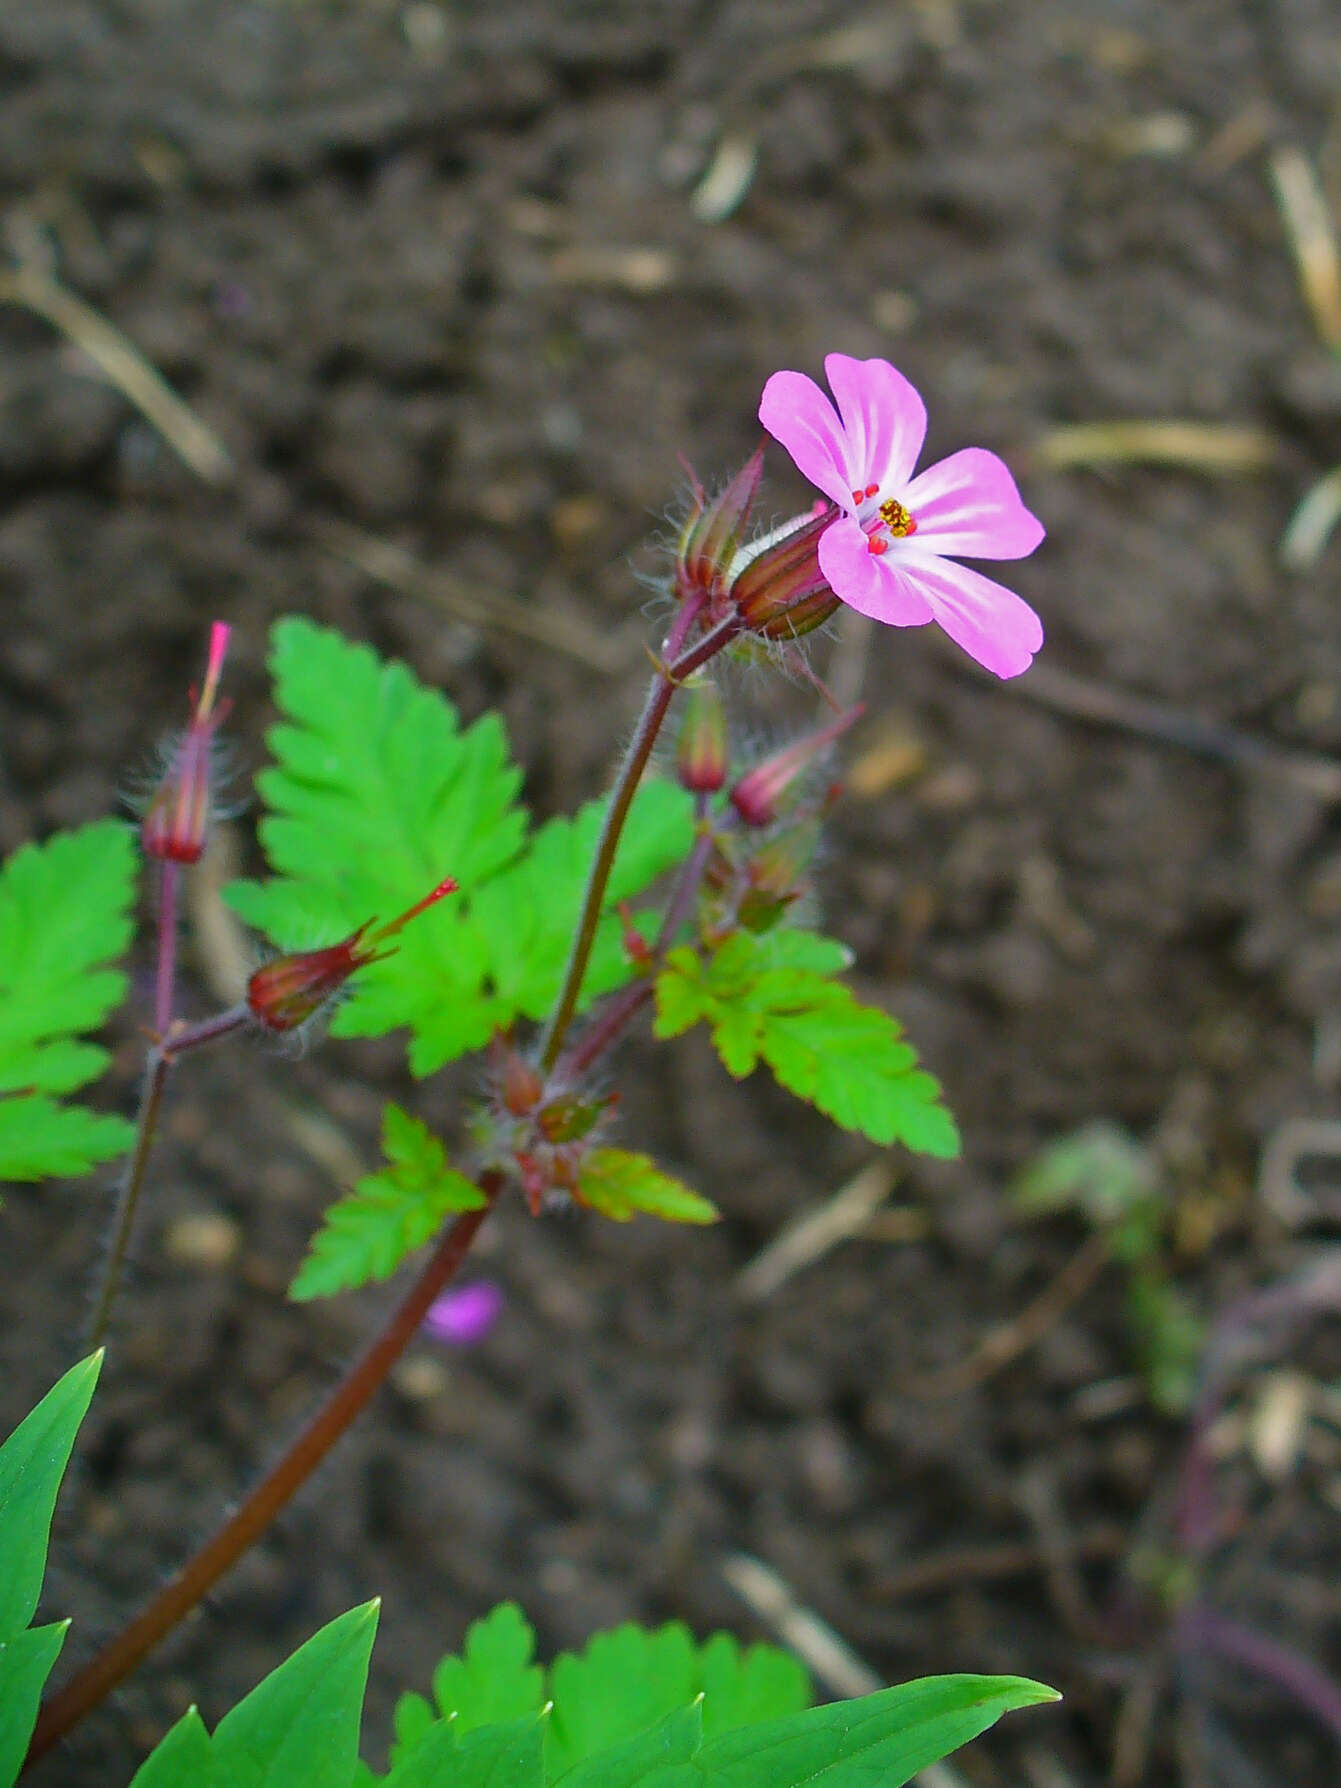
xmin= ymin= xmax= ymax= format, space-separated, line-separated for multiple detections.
xmin=423 ymin=1281 xmax=504 ymax=1346
xmin=758 ymin=355 xmax=1045 ymax=678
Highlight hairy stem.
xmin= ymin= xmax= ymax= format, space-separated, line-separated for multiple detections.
xmin=87 ymin=1005 xmax=251 ymax=1347
xmin=153 ymin=860 xmax=178 ymax=1041
xmin=29 ymin=1192 xmax=495 ymax=1770
xmin=538 ymin=609 xmax=740 ymax=1071
xmin=559 ymin=812 xmax=719 ymax=1081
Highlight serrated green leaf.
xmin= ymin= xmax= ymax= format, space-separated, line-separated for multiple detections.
xmin=469 ymin=782 xmax=693 ymax=1023
xmin=228 ymin=622 xmax=694 ymax=1077
xmin=577 ymin=1151 xmax=718 ymax=1227
xmin=126 ymin=1707 xmax=213 ymax=1788
xmin=431 ymin=1604 xmax=546 ymax=1736
xmin=653 ymin=932 xmax=959 ymax=1159
xmin=693 ymin=1674 xmax=1058 ymax=1788
xmin=555 ymin=1702 xmax=702 ymax=1788
xmin=211 ymin=1602 xmax=378 ymax=1788
xmin=225 ymin=618 xmax=527 ymax=1071
xmin=388 ymin=1714 xmax=545 ymax=1788
xmin=0 ymin=822 xmax=136 ymax=1182
xmin=0 ymin=1352 xmax=101 ymax=1639
xmin=547 ymin=1625 xmax=700 ymax=1780
xmin=0 ymin=1621 xmax=67 ymax=1788
xmin=291 ymin=1105 xmax=486 ymax=1300
xmin=0 ymin=1096 xmax=135 ymax=1184
xmin=695 ymin=1636 xmax=810 ymax=1737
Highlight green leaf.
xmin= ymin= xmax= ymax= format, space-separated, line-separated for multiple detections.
xmin=577 ymin=1150 xmax=718 ymax=1227
xmin=0 ymin=1352 xmax=101 ymax=1639
xmin=468 ymin=782 xmax=693 ymax=1024
xmin=0 ymin=821 xmax=137 ymax=1182
xmin=0 ymin=1096 xmax=135 ymax=1185
xmin=211 ymin=1601 xmax=378 ymax=1788
xmin=229 ymin=622 xmax=696 ymax=1078
xmin=547 ymin=1625 xmax=700 ymax=1780
xmin=431 ymin=1604 xmax=547 ymax=1737
xmin=0 ymin=1621 xmax=67 ymax=1788
xmin=695 ymin=1635 xmax=810 ymax=1738
xmin=693 ymin=1674 xmax=1058 ymax=1788
xmin=555 ymin=1702 xmax=702 ymax=1788
xmin=388 ymin=1715 xmax=545 ymax=1788
xmin=653 ymin=932 xmax=959 ymax=1158
xmin=126 ymin=1707 xmax=213 ymax=1788
xmin=290 ymin=1105 xmax=487 ymax=1300
xmin=225 ymin=618 xmax=527 ymax=1072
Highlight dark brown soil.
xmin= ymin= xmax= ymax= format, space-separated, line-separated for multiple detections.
xmin=4 ymin=3 xmax=1341 ymax=1784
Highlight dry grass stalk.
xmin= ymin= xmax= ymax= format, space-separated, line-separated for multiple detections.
xmin=1036 ymin=420 xmax=1277 ymax=474
xmin=734 ymin=1160 xmax=897 ymax=1303
xmin=1268 ymin=144 xmax=1341 ymax=352
xmin=0 ymin=260 xmax=232 ymax=483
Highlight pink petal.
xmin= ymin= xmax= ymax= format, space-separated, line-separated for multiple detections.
xmin=825 ymin=354 xmax=927 ymax=492
xmin=903 ymin=448 xmax=1045 ymax=561
xmin=818 ymin=517 xmax=936 ymax=625
xmin=759 ymin=370 xmax=860 ymax=509
xmin=423 ymin=1280 xmax=504 ymax=1346
xmin=899 ymin=552 xmax=1043 ymax=678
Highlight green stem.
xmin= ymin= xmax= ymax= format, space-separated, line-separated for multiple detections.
xmin=538 ymin=609 xmax=740 ymax=1071
xmin=28 ymin=1190 xmax=496 ymax=1771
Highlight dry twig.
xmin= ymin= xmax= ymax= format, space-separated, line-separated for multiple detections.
xmin=0 ymin=260 xmax=232 ymax=483
xmin=735 ymin=1160 xmax=908 ymax=1303
xmin=1268 ymin=144 xmax=1341 ymax=352
xmin=911 ymin=1231 xmax=1110 ymax=1398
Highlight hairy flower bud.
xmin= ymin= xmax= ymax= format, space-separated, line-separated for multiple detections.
xmin=675 ymin=677 xmax=729 ymax=794
xmin=729 ymin=705 xmax=863 ymax=829
xmin=246 ymin=876 xmax=457 ymax=1032
xmin=730 ymin=506 xmax=842 ymax=640
xmin=676 ymin=448 xmax=764 ymax=610
xmin=141 ymin=621 xmax=232 ymax=864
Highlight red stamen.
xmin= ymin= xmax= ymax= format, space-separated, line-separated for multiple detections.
xmin=867 ymin=537 xmax=888 ymax=555
xmin=851 ymin=489 xmax=865 ymax=504
xmin=864 ymin=483 xmax=879 ymax=499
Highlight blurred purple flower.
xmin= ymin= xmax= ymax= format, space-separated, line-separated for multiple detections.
xmin=422 ymin=1280 xmax=504 ymax=1346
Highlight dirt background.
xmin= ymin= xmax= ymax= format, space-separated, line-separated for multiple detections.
xmin=4 ymin=1 xmax=1341 ymax=1784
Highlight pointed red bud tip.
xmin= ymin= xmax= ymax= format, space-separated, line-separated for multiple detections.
xmin=730 ymin=506 xmax=843 ymax=640
xmin=141 ymin=621 xmax=234 ymax=864
xmin=492 ymin=1036 xmax=544 ymax=1116
xmin=675 ymin=676 xmax=729 ymax=794
xmin=676 ymin=447 xmax=765 ymax=605
xmin=729 ymin=704 xmax=865 ymax=829
xmin=246 ymin=876 xmax=457 ymax=1032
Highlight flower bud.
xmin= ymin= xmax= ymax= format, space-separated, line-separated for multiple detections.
xmin=246 ymin=876 xmax=457 ymax=1032
xmin=676 ymin=448 xmax=764 ymax=608
xmin=675 ymin=677 xmax=729 ymax=794
xmin=141 ymin=622 xmax=232 ymax=864
xmin=738 ymin=819 xmax=821 ymax=932
xmin=729 ymin=705 xmax=863 ymax=829
xmin=730 ymin=505 xmax=842 ymax=639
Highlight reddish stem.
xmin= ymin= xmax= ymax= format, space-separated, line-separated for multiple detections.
xmin=29 ymin=1193 xmax=495 ymax=1770
xmin=154 ymin=859 xmax=178 ymax=1040
xmin=537 ymin=607 xmax=740 ymax=1072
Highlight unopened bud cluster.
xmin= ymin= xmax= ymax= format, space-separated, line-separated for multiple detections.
xmin=478 ymin=1036 xmax=616 ymax=1215
xmin=675 ymin=451 xmax=841 ymax=640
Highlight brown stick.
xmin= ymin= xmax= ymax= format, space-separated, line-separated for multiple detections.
xmin=26 ymin=1195 xmax=494 ymax=1770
